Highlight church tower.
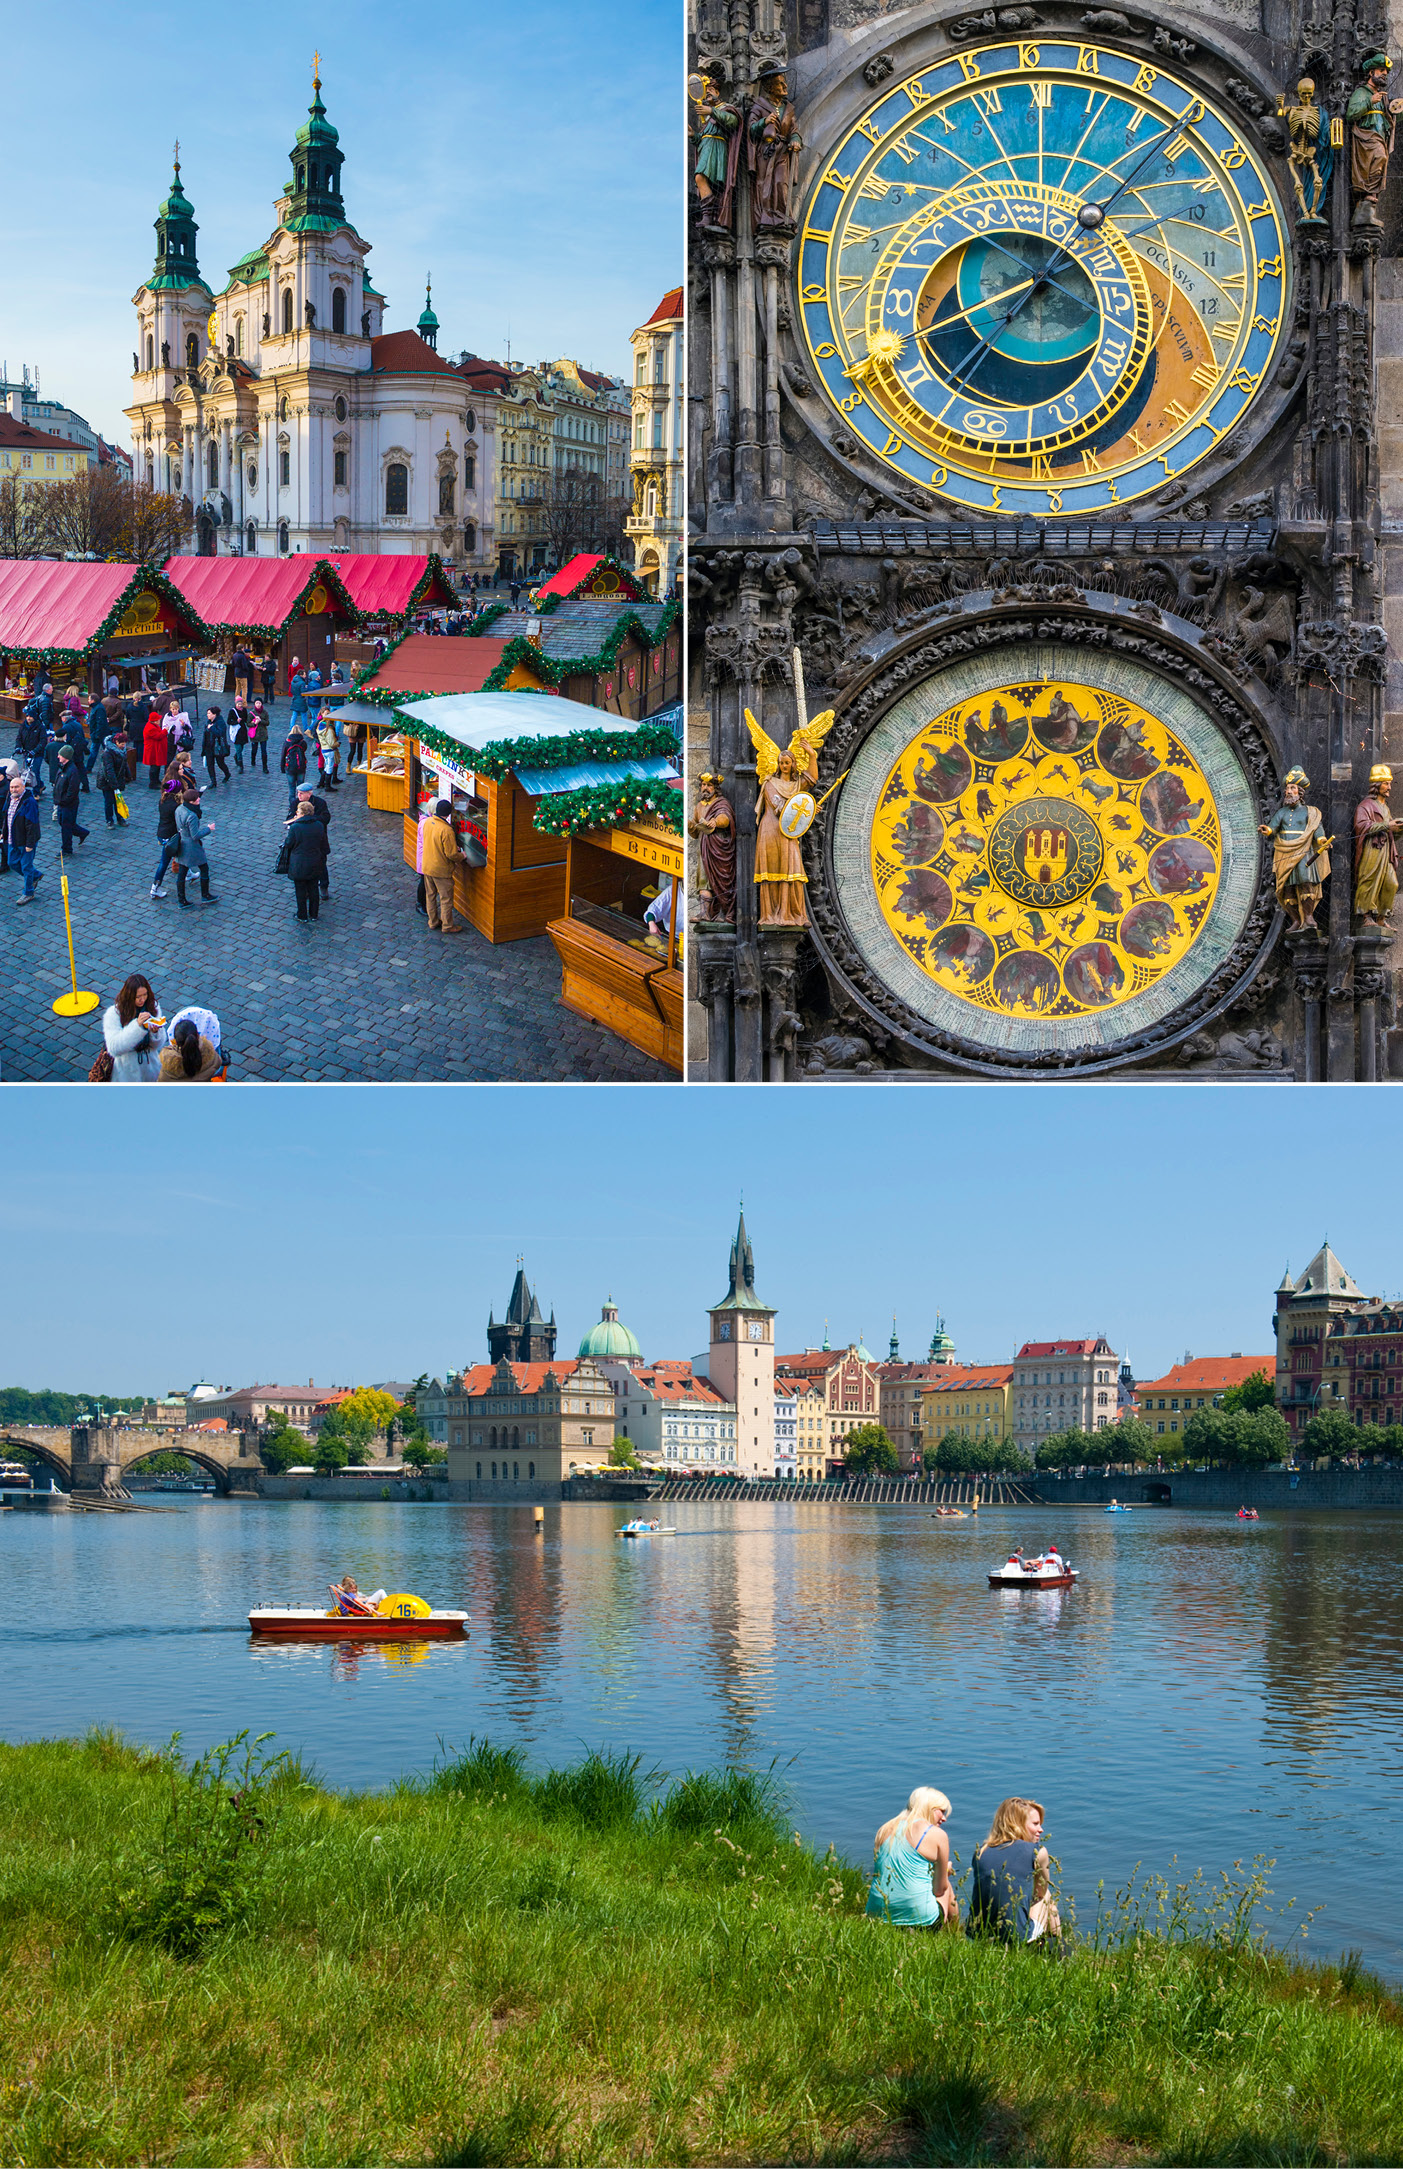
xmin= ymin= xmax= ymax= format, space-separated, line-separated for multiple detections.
xmin=127 ymin=151 xmax=212 ymax=495
xmin=487 ymin=1262 xmax=557 ymax=1366
xmin=707 ymin=1208 xmax=775 ymax=1477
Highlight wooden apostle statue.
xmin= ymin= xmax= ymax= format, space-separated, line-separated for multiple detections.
xmin=690 ymin=771 xmax=737 ymax=922
xmin=1259 ymin=766 xmax=1330 ymax=928
xmin=1347 ymin=53 xmax=1403 ymax=226
xmin=1354 ymin=763 xmax=1402 ymax=924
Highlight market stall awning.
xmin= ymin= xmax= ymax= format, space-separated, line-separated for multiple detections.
xmin=534 ymin=554 xmax=647 ymax=603
xmin=389 ymin=690 xmax=601 ymax=753
xmin=357 ymin=633 xmax=512 ymax=697
xmin=163 ymin=556 xmax=359 ymax=638
xmin=0 ymin=561 xmax=209 ymax=663
xmin=513 ymin=754 xmax=678 ymax=797
xmin=316 ymin=553 xmax=457 ymax=617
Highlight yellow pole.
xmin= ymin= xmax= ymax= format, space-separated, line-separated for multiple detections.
xmin=51 ymin=867 xmax=100 ymax=1018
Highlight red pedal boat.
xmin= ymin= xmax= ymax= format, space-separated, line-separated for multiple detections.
xmin=249 ymin=1592 xmax=469 ymax=1640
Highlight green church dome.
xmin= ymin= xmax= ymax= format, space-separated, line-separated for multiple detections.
xmin=578 ymin=1297 xmax=641 ymax=1360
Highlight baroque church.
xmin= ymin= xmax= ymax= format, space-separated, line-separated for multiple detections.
xmin=125 ymin=67 xmax=491 ymax=566
xmin=689 ymin=0 xmax=1403 ymax=1083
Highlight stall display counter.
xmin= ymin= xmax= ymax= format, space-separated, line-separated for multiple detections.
xmin=548 ymin=820 xmax=683 ymax=1071
xmin=400 ymin=738 xmax=565 ymax=943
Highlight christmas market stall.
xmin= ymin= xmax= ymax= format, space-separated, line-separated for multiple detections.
xmin=463 ymin=597 xmax=681 ymax=717
xmin=540 ymin=735 xmax=684 ymax=1072
xmin=339 ymin=633 xmax=554 ymax=809
xmin=0 ymin=560 xmax=211 ymax=712
xmin=385 ymin=691 xmax=681 ymax=960
xmin=161 ymin=551 xmax=457 ymax=691
xmin=534 ymin=554 xmax=649 ymax=603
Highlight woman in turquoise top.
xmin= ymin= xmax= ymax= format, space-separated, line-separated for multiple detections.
xmin=865 ymin=1786 xmax=959 ymax=1929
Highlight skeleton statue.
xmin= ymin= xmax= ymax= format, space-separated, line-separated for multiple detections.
xmin=1278 ymin=76 xmax=1333 ymax=220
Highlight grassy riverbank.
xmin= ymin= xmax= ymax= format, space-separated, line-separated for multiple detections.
xmin=2 ymin=1734 xmax=1401 ymax=2166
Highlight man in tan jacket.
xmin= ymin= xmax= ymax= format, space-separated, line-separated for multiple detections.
xmin=421 ymin=798 xmax=464 ymax=933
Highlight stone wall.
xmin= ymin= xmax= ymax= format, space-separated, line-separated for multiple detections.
xmin=252 ymin=1475 xmax=654 ymax=1504
xmin=1027 ymin=1467 xmax=1403 ymax=1510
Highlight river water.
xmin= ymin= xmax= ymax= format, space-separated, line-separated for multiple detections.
xmin=6 ymin=1497 xmax=1400 ymax=1976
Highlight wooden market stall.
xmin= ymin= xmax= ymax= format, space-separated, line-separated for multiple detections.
xmin=381 ymin=691 xmax=682 ymax=954
xmin=161 ymin=551 xmax=457 ymax=691
xmin=547 ymin=802 xmax=684 ymax=1072
xmin=0 ymin=560 xmax=210 ymax=701
xmin=467 ymin=598 xmax=681 ymax=718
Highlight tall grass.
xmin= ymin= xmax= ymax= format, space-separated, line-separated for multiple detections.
xmin=0 ymin=1728 xmax=1400 ymax=2166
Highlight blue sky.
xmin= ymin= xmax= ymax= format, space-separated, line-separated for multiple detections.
xmin=2 ymin=1085 xmax=1395 ymax=1396
xmin=3 ymin=0 xmax=681 ymax=448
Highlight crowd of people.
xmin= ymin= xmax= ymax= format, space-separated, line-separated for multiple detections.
xmin=865 ymin=1787 xmax=1063 ymax=1946
xmin=5 ymin=659 xmax=350 ymax=931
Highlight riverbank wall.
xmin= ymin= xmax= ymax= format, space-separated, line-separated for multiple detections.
xmin=250 ymin=1474 xmax=655 ymax=1504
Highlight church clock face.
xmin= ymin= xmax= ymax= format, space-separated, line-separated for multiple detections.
xmin=827 ymin=636 xmax=1263 ymax=1060
xmin=798 ymin=41 xmax=1290 ymax=518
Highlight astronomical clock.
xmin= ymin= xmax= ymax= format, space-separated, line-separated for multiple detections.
xmin=689 ymin=0 xmax=1403 ymax=1082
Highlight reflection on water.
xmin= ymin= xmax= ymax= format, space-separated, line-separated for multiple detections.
xmin=5 ymin=1498 xmax=1403 ymax=1976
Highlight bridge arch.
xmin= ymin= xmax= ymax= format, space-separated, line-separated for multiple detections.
xmin=121 ymin=1444 xmax=234 ymax=1494
xmin=0 ymin=1434 xmax=71 ymax=1488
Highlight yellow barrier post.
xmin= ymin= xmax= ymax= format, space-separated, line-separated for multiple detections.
xmin=51 ymin=866 xmax=100 ymax=1018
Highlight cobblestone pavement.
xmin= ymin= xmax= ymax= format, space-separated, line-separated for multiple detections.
xmin=0 ymin=699 xmax=673 ymax=1083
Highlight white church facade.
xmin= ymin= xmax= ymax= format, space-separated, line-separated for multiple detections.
xmin=124 ymin=73 xmax=496 ymax=570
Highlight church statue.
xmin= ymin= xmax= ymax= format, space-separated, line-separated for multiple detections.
xmin=132 ymin=350 xmax=139 ymax=374
xmin=1259 ymin=766 xmax=1331 ymax=928
xmin=1279 ymin=76 xmax=1333 ymax=220
xmin=263 ymin=312 xmax=272 ymax=339
xmin=689 ymin=69 xmax=742 ymax=231
xmin=361 ymin=309 xmax=371 ymax=338
xmin=689 ymin=771 xmax=737 ymax=921
xmin=747 ymin=69 xmax=803 ymax=229
xmin=304 ymin=298 xmax=317 ymax=328
xmin=1347 ymin=53 xmax=1403 ymax=226
xmin=160 ymin=340 xmax=170 ymax=368
xmin=1353 ymin=763 xmax=1402 ymax=923
xmin=226 ymin=335 xmax=235 ymax=359
xmin=744 ymin=706 xmax=837 ymax=927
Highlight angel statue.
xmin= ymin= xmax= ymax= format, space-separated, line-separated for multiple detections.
xmin=744 ymin=705 xmax=837 ymax=926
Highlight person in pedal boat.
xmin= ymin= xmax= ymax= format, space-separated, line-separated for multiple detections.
xmin=864 ymin=1786 xmax=959 ymax=1929
xmin=970 ymin=1798 xmax=1062 ymax=1946
xmin=330 ymin=1576 xmax=380 ymax=1615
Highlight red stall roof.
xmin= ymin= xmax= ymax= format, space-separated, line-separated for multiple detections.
xmin=0 ymin=561 xmax=206 ymax=660
xmin=536 ymin=554 xmax=646 ymax=602
xmin=164 ymin=552 xmax=455 ymax=633
xmin=358 ymin=633 xmax=515 ymax=696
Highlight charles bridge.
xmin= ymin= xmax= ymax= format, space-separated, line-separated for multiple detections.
xmin=2 ymin=1425 xmax=264 ymax=1496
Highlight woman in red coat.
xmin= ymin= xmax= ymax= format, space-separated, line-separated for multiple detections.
xmin=142 ymin=710 xmax=171 ymax=790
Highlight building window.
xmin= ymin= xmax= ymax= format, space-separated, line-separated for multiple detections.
xmin=278 ymin=521 xmax=289 ymax=554
xmin=246 ymin=521 xmax=257 ymax=555
xmin=282 ymin=288 xmax=294 ymax=335
xmin=463 ymin=520 xmax=476 ymax=552
xmin=513 ymin=1462 xmax=519 ymax=1479
xmin=465 ymin=456 xmax=476 ymax=489
xmin=528 ymin=1461 xmax=535 ymax=1478
xmin=145 ymin=334 xmax=155 ymax=372
xmin=385 ymin=462 xmax=408 ymax=515
xmin=335 ymin=395 xmax=347 ymax=422
xmin=491 ymin=1462 xmax=497 ymax=1478
xmin=476 ymin=1462 xmax=482 ymax=1479
xmin=654 ymin=350 xmax=667 ymax=384
xmin=334 ymin=450 xmax=347 ymax=487
xmin=332 ymin=287 xmax=346 ymax=335
xmin=208 ymin=442 xmax=219 ymax=488
xmin=280 ymin=449 xmax=290 ymax=487
xmin=235 ymin=317 xmax=243 ymax=357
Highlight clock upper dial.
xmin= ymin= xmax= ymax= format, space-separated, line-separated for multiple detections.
xmin=798 ymin=41 xmax=1289 ymax=517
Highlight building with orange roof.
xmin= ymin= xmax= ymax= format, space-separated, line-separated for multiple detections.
xmin=627 ymin=287 xmax=683 ymax=595
xmin=1134 ymin=1353 xmax=1276 ymax=1440
xmin=442 ymin=1353 xmax=615 ymax=1483
xmin=913 ymin=1366 xmax=1016 ymax=1465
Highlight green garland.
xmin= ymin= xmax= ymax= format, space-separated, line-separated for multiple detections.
xmin=348 ymin=603 xmax=679 ymax=709
xmin=480 ymin=636 xmax=568 ymax=693
xmin=531 ymin=774 xmax=683 ymax=837
xmin=0 ymin=565 xmax=213 ymax=673
xmin=521 ymin=602 xmax=680 ymax=688
xmin=394 ymin=714 xmax=683 ymax=784
xmin=541 ymin=554 xmax=647 ymax=604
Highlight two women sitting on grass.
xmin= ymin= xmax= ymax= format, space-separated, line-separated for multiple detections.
xmin=866 ymin=1786 xmax=1061 ymax=1944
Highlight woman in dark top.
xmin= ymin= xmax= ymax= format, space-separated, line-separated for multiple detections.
xmin=970 ymin=1797 xmax=1061 ymax=1944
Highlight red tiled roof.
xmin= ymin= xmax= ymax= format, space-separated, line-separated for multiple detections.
xmin=634 ymin=1365 xmax=726 ymax=1404
xmin=0 ymin=562 xmax=204 ymax=659
xmin=775 ymin=1348 xmax=874 ymax=1374
xmin=644 ymin=288 xmax=684 ymax=325
xmin=1016 ymin=1339 xmax=1107 ymax=1358
xmin=458 ymin=356 xmax=512 ymax=394
xmin=459 ymin=1360 xmax=582 ymax=1396
xmin=1134 ymin=1357 xmax=1272 ymax=1399
xmin=369 ymin=329 xmax=463 ymax=377
xmin=359 ymin=633 xmax=511 ymax=695
xmin=0 ymin=414 xmax=79 ymax=454
xmin=918 ymin=1365 xmax=1015 ymax=1394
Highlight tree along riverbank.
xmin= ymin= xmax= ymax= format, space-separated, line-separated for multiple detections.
xmin=2 ymin=1735 xmax=1402 ymax=2166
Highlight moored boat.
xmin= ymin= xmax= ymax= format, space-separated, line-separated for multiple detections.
xmin=249 ymin=1594 xmax=468 ymax=1640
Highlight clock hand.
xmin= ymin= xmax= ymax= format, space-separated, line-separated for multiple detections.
xmin=952 ymin=226 xmax=1102 ymax=321
xmin=1036 ymin=119 xmax=1181 ymax=290
xmin=932 ymin=275 xmax=1035 ymax=330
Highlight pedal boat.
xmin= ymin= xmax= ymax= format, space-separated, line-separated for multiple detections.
xmin=988 ymin=1555 xmax=1079 ymax=1589
xmin=249 ymin=1598 xmax=469 ymax=1639
xmin=617 ymin=1519 xmax=675 ymax=1537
